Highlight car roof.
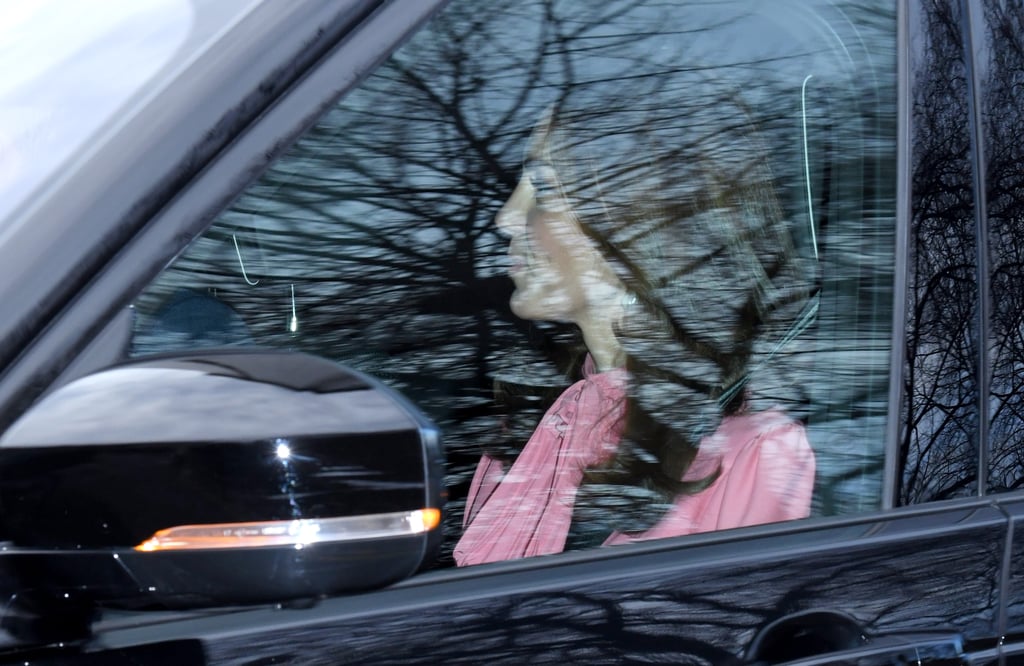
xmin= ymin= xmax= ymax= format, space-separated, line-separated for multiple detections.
xmin=0 ymin=0 xmax=263 ymax=229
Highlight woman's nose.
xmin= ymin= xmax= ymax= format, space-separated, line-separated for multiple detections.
xmin=495 ymin=176 xmax=533 ymax=238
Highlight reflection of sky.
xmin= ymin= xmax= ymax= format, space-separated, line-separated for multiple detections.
xmin=213 ymin=0 xmax=880 ymax=281
xmin=0 ymin=0 xmax=194 ymax=227
xmin=1 ymin=366 xmax=416 ymax=446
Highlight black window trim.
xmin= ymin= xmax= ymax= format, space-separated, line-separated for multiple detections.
xmin=884 ymin=0 xmax=912 ymax=510
xmin=959 ymin=0 xmax=993 ymax=497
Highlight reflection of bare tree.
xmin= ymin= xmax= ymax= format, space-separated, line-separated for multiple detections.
xmin=980 ymin=0 xmax=1024 ymax=492
xmin=136 ymin=0 xmax=895 ymax=554
xmin=900 ymin=0 xmax=980 ymax=503
xmin=139 ymin=0 xmax=658 ymax=562
xmin=205 ymin=520 xmax=1002 ymax=664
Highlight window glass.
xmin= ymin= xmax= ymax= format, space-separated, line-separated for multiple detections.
xmin=900 ymin=0 xmax=981 ymax=502
xmin=131 ymin=0 xmax=897 ymax=565
xmin=979 ymin=0 xmax=1024 ymax=494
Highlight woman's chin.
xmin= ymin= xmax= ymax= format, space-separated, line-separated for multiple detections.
xmin=509 ymin=294 xmax=540 ymax=321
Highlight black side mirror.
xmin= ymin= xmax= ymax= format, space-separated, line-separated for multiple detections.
xmin=0 ymin=350 xmax=444 ymax=616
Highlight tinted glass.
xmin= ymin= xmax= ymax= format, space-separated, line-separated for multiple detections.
xmin=979 ymin=0 xmax=1024 ymax=493
xmin=900 ymin=0 xmax=981 ymax=503
xmin=131 ymin=0 xmax=897 ymax=565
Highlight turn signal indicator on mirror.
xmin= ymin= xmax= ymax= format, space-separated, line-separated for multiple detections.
xmin=135 ymin=508 xmax=441 ymax=552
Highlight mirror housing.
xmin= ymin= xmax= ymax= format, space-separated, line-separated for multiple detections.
xmin=0 ymin=350 xmax=444 ymax=612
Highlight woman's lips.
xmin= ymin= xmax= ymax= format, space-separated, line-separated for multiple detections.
xmin=507 ymin=250 xmax=527 ymax=275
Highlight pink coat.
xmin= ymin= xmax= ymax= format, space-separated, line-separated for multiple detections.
xmin=454 ymin=358 xmax=815 ymax=567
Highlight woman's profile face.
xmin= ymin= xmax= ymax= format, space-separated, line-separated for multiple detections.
xmin=496 ymin=162 xmax=616 ymax=324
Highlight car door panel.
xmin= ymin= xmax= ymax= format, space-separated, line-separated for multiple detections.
xmin=83 ymin=504 xmax=1004 ymax=664
xmin=992 ymin=498 xmax=1024 ymax=662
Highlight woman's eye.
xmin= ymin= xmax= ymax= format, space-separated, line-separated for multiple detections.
xmin=526 ymin=165 xmax=560 ymax=202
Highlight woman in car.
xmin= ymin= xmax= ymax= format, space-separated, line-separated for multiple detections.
xmin=454 ymin=92 xmax=818 ymax=566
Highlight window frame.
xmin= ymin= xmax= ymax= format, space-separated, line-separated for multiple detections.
xmin=883 ymin=0 xmax=914 ymax=510
xmin=8 ymin=0 xmax=987 ymax=576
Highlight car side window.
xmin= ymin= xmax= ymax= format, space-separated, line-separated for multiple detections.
xmin=130 ymin=0 xmax=897 ymax=566
xmin=977 ymin=0 xmax=1024 ymax=495
xmin=900 ymin=0 xmax=981 ymax=503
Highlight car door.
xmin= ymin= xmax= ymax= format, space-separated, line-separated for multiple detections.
xmin=0 ymin=0 xmax=1017 ymax=664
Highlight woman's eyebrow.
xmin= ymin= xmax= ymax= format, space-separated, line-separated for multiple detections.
xmin=522 ymin=155 xmax=550 ymax=171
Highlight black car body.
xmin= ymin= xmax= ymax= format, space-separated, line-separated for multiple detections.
xmin=0 ymin=0 xmax=1021 ymax=663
